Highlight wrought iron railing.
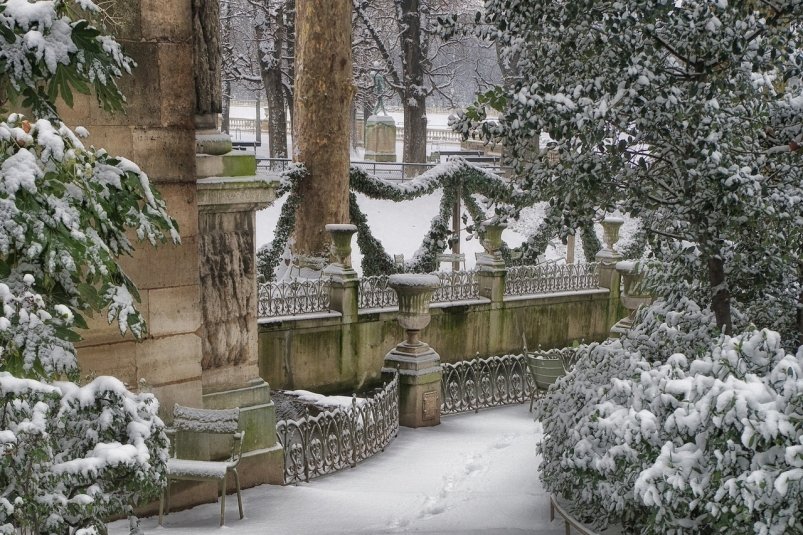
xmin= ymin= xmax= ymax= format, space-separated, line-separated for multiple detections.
xmin=257 ymin=278 xmax=331 ymax=317
xmin=431 ymin=270 xmax=480 ymax=303
xmin=358 ymin=275 xmax=398 ymax=309
xmin=276 ymin=372 xmax=399 ymax=484
xmin=440 ymin=348 xmax=579 ymax=415
xmin=504 ymin=262 xmax=600 ymax=296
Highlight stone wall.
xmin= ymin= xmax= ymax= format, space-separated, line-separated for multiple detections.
xmin=259 ymin=289 xmax=613 ymax=394
xmin=60 ymin=1 xmax=204 ymax=416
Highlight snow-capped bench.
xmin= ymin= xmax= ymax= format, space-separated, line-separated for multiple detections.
xmin=158 ymin=404 xmax=245 ymax=527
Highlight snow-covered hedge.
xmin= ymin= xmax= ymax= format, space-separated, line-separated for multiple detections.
xmin=0 ymin=373 xmax=167 ymax=534
xmin=535 ymin=301 xmax=803 ymax=534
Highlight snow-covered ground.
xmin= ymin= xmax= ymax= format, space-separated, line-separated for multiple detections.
xmin=109 ymin=404 xmax=568 ymax=534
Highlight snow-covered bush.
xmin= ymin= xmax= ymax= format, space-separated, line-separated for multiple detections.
xmin=0 ymin=0 xmax=176 ymax=531
xmin=0 ymin=374 xmax=167 ymax=534
xmin=535 ymin=301 xmax=803 ymax=534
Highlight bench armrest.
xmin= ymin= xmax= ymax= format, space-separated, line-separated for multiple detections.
xmin=230 ymin=431 xmax=245 ymax=467
xmin=165 ymin=428 xmax=177 ymax=458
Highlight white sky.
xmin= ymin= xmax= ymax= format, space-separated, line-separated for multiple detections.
xmin=109 ymin=404 xmax=572 ymax=534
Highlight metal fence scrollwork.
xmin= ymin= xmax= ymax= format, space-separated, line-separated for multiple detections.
xmin=505 ymin=263 xmax=599 ymax=296
xmin=258 ymin=278 xmax=331 ymax=317
xmin=276 ymin=372 xmax=400 ymax=484
xmin=358 ymin=275 xmax=398 ymax=309
xmin=431 ymin=270 xmax=480 ymax=303
xmin=440 ymin=349 xmax=580 ymax=415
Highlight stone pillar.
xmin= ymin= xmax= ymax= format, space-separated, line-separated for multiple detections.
xmin=596 ymin=216 xmax=624 ymax=332
xmin=477 ymin=224 xmax=507 ymax=302
xmin=365 ymin=115 xmax=397 ymax=162
xmin=324 ymin=224 xmax=359 ymax=321
xmin=382 ymin=274 xmax=442 ymax=428
xmin=196 ymin=171 xmax=284 ymax=486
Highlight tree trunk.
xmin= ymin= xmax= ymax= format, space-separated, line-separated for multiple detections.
xmin=221 ymin=80 xmax=231 ymax=133
xmin=797 ymin=253 xmax=803 ymax=346
xmin=192 ymin=0 xmax=222 ymax=117
xmin=400 ymin=0 xmax=427 ymax=167
xmin=707 ymin=255 xmax=733 ymax=335
xmin=256 ymin=3 xmax=289 ymax=159
xmin=292 ymin=0 xmax=353 ymax=259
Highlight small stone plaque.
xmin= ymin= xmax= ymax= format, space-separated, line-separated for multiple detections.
xmin=422 ymin=391 xmax=438 ymax=420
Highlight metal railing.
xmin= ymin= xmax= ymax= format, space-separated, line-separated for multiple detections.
xmin=441 ymin=354 xmax=532 ymax=415
xmin=504 ymin=262 xmax=600 ymax=296
xmin=431 ymin=270 xmax=480 ymax=303
xmin=276 ymin=372 xmax=399 ymax=484
xmin=441 ymin=348 xmax=579 ymax=415
xmin=257 ymin=278 xmax=331 ymax=317
xmin=358 ymin=275 xmax=398 ymax=309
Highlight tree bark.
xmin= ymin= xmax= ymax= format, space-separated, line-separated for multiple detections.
xmin=256 ymin=2 xmax=289 ymax=159
xmin=192 ymin=0 xmax=222 ymax=117
xmin=292 ymin=0 xmax=353 ymax=258
xmin=400 ymin=0 xmax=427 ymax=166
xmin=707 ymin=255 xmax=733 ymax=335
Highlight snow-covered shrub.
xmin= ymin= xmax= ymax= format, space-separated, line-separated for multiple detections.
xmin=535 ymin=301 xmax=803 ymax=534
xmin=0 ymin=373 xmax=167 ymax=534
xmin=0 ymin=1 xmax=176 ymax=530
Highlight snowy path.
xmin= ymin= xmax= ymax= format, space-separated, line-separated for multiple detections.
xmin=109 ymin=404 xmax=566 ymax=534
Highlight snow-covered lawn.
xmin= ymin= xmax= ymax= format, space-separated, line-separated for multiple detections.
xmin=109 ymin=404 xmax=567 ymax=534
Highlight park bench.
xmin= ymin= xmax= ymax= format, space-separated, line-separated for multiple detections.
xmin=158 ymin=405 xmax=245 ymax=527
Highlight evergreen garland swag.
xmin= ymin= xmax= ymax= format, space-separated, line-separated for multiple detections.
xmin=257 ymin=160 xmax=602 ymax=282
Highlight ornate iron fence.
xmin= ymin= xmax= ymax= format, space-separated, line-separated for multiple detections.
xmin=358 ymin=275 xmax=398 ymax=309
xmin=440 ymin=348 xmax=579 ymax=415
xmin=504 ymin=262 xmax=600 ymax=296
xmin=431 ymin=270 xmax=480 ymax=303
xmin=257 ymin=278 xmax=331 ymax=317
xmin=276 ymin=372 xmax=399 ymax=484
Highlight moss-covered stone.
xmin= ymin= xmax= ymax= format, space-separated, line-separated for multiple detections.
xmin=222 ymin=152 xmax=257 ymax=176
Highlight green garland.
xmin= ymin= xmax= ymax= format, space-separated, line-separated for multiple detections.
xmin=256 ymin=159 xmax=608 ymax=281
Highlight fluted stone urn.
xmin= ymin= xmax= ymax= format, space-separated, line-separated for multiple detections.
xmin=383 ymin=273 xmax=442 ymax=428
xmin=323 ymin=224 xmax=359 ymax=316
xmin=325 ymin=223 xmax=358 ymax=267
xmin=610 ymin=260 xmax=653 ymax=335
xmin=601 ymin=216 xmax=624 ymax=254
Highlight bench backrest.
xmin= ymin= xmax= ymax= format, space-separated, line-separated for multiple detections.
xmin=173 ymin=405 xmax=240 ymax=434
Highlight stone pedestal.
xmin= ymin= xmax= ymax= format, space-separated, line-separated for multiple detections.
xmin=365 ymin=115 xmax=396 ymax=162
xmin=596 ymin=216 xmax=625 ymax=334
xmin=324 ymin=224 xmax=359 ymax=320
xmin=477 ymin=223 xmax=507 ymax=302
xmin=382 ymin=274 xmax=442 ymax=428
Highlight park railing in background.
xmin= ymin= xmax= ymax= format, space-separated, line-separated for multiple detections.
xmin=276 ymin=372 xmax=399 ymax=484
xmin=504 ymin=263 xmax=599 ymax=296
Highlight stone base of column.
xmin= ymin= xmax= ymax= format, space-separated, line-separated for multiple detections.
xmin=382 ymin=343 xmax=442 ymax=428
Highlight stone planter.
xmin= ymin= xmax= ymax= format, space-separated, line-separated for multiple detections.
xmin=601 ymin=216 xmax=624 ymax=254
xmin=611 ymin=260 xmax=653 ymax=335
xmin=531 ymin=357 xmax=566 ymax=391
xmin=481 ymin=223 xmax=506 ymax=257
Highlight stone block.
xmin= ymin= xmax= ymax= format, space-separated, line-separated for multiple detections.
xmin=196 ymin=154 xmax=225 ymax=179
xmin=158 ymin=44 xmax=194 ymax=128
xmin=132 ymin=127 xmax=196 ymax=182
xmin=76 ymin=341 xmax=138 ymax=387
xmin=75 ymin=291 xmax=149 ymax=348
xmin=135 ymin=333 xmax=204 ymax=387
xmin=221 ymin=153 xmax=257 ymax=177
xmin=158 ymin=182 xmax=199 ymax=239
xmin=81 ymin=126 xmax=135 ymax=160
xmin=121 ymin=236 xmax=199 ymax=290
xmin=55 ymin=93 xmax=93 ymax=127
xmin=109 ymin=4 xmax=142 ymax=40
xmin=93 ymin=42 xmax=161 ymax=128
xmin=364 ymin=115 xmax=396 ymax=162
xmin=141 ymin=0 xmax=192 ymax=40
xmin=147 ymin=285 xmax=202 ymax=337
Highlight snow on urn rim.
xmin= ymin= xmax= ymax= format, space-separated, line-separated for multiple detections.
xmin=325 ymin=223 xmax=358 ymax=232
xmin=388 ymin=274 xmax=441 ymax=289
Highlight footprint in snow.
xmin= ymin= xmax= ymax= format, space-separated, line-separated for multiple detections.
xmin=493 ymin=433 xmax=518 ymax=450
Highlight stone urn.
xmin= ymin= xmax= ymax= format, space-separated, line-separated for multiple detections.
xmin=325 ymin=223 xmax=358 ymax=267
xmin=388 ymin=273 xmax=440 ymax=347
xmin=611 ymin=260 xmax=653 ymax=335
xmin=481 ymin=223 xmax=506 ymax=257
xmin=600 ymin=216 xmax=625 ymax=255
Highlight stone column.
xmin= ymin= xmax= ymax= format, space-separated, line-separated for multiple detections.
xmin=596 ymin=216 xmax=624 ymax=332
xmin=477 ymin=224 xmax=507 ymax=302
xmin=382 ymin=274 xmax=442 ymax=428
